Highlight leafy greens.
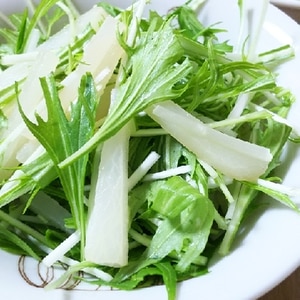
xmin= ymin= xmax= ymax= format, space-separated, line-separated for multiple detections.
xmin=0 ymin=1 xmax=299 ymax=300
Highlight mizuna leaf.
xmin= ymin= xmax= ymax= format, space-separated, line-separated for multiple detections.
xmin=59 ymin=18 xmax=192 ymax=168
xmin=18 ymin=73 xmax=98 ymax=257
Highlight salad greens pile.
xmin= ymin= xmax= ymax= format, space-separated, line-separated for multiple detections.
xmin=0 ymin=0 xmax=299 ymax=299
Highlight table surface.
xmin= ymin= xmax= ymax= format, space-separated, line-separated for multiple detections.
xmin=258 ymin=4 xmax=300 ymax=299
xmin=259 ymin=267 xmax=300 ymax=299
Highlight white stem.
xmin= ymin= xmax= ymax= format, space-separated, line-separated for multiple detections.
xmin=199 ymin=160 xmax=235 ymax=203
xmin=251 ymin=103 xmax=300 ymax=137
xmin=143 ymin=165 xmax=192 ymax=182
xmin=56 ymin=1 xmax=76 ymax=45
xmin=257 ymin=179 xmax=300 ymax=197
xmin=42 ymin=231 xmax=81 ymax=267
xmin=59 ymin=256 xmax=113 ymax=282
xmin=226 ymin=93 xmax=251 ymax=120
xmin=128 ymin=151 xmax=160 ymax=190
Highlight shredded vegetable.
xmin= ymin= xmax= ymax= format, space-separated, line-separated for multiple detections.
xmin=0 ymin=1 xmax=299 ymax=299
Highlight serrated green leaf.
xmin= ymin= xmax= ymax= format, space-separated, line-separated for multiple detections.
xmin=60 ymin=17 xmax=192 ymax=168
xmin=18 ymin=73 xmax=98 ymax=257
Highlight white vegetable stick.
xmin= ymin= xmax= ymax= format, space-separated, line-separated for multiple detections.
xmin=1 ymin=51 xmax=58 ymax=120
xmin=19 ymin=15 xmax=122 ymax=123
xmin=42 ymin=230 xmax=81 ymax=267
xmin=84 ymin=125 xmax=130 ymax=267
xmin=128 ymin=151 xmax=160 ymax=190
xmin=84 ymin=1 xmax=146 ymax=267
xmin=37 ymin=6 xmax=107 ymax=52
xmin=56 ymin=2 xmax=77 ymax=45
xmin=20 ymin=54 xmax=60 ymax=116
xmin=234 ymin=0 xmax=269 ymax=59
xmin=58 ymin=14 xmax=124 ymax=111
xmin=257 ymin=179 xmax=300 ymax=197
xmin=16 ymin=139 xmax=40 ymax=163
xmin=0 ymin=6 xmax=106 ymax=84
xmin=0 ymin=14 xmax=124 ymax=182
xmin=24 ymin=28 xmax=40 ymax=53
xmin=198 ymin=159 xmax=235 ymax=203
xmin=1 ymin=52 xmax=39 ymax=66
xmin=0 ymin=62 xmax=31 ymax=91
xmin=143 ymin=165 xmax=192 ymax=182
xmin=147 ymin=101 xmax=272 ymax=182
xmin=251 ymin=103 xmax=300 ymax=138
xmin=226 ymin=93 xmax=251 ymax=120
xmin=0 ymin=51 xmax=59 ymax=181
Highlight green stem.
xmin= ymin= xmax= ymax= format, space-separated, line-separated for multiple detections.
xmin=0 ymin=209 xmax=52 ymax=248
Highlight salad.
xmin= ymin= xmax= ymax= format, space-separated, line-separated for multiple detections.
xmin=0 ymin=0 xmax=299 ymax=299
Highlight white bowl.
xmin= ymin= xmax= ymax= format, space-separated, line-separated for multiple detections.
xmin=0 ymin=1 xmax=300 ymax=300
xmin=271 ymin=0 xmax=300 ymax=8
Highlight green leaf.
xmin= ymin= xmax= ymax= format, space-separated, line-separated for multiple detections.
xmin=219 ymin=120 xmax=293 ymax=255
xmin=0 ymin=223 xmax=41 ymax=259
xmin=147 ymin=177 xmax=215 ymax=272
xmin=19 ymin=0 xmax=61 ymax=53
xmin=155 ymin=262 xmax=177 ymax=300
xmin=0 ymin=209 xmax=52 ymax=252
xmin=111 ymin=262 xmax=176 ymax=300
xmin=97 ymin=2 xmax=122 ymax=17
xmin=173 ymin=5 xmax=211 ymax=41
xmin=15 ymin=8 xmax=28 ymax=53
xmin=18 ymin=73 xmax=98 ymax=258
xmin=60 ymin=17 xmax=192 ymax=168
xmin=116 ymin=176 xmax=215 ymax=282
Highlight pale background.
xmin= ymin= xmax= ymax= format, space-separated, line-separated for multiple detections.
xmin=259 ymin=4 xmax=300 ymax=300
